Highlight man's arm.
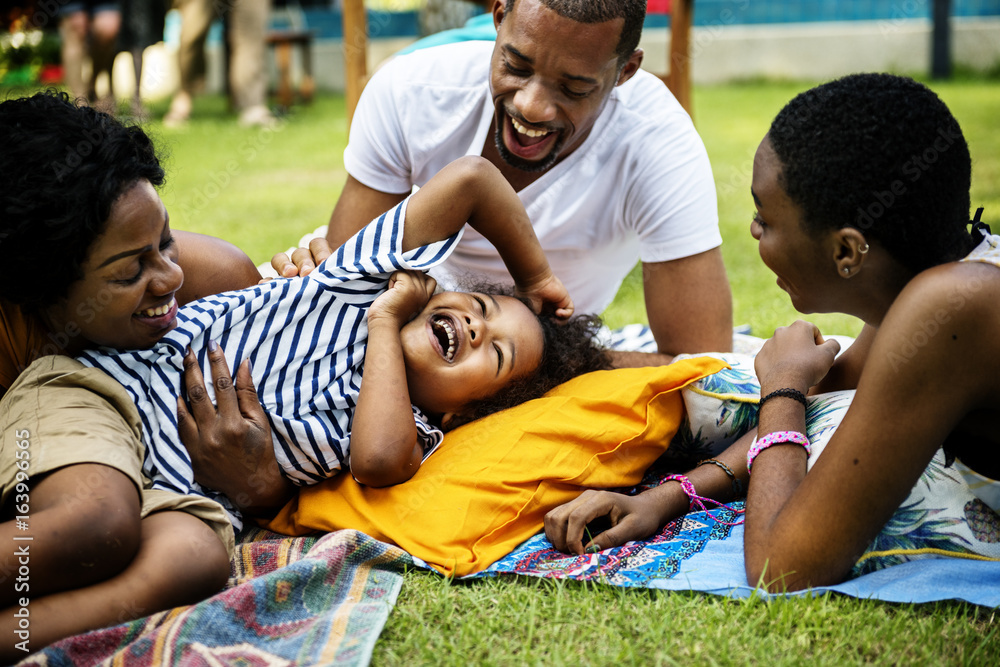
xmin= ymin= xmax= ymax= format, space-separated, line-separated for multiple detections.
xmin=327 ymin=175 xmax=409 ymax=250
xmin=639 ymin=248 xmax=733 ymax=360
xmin=175 ymin=230 xmax=262 ymax=304
xmin=271 ymin=176 xmax=409 ymax=278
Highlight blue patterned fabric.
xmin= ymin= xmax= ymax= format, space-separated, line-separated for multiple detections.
xmin=470 ymin=342 xmax=1000 ymax=607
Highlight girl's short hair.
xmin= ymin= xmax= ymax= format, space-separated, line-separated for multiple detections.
xmin=768 ymin=73 xmax=974 ymax=274
xmin=0 ymin=90 xmax=165 ymax=311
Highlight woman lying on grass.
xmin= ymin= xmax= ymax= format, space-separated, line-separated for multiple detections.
xmin=0 ymin=141 xmax=607 ymax=655
xmin=546 ymin=72 xmax=999 ymax=592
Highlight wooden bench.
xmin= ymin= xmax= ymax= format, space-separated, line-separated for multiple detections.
xmin=266 ymin=28 xmax=316 ymax=110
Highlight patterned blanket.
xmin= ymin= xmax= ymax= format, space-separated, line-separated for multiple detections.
xmin=19 ymin=529 xmax=409 ymax=666
xmin=471 ymin=347 xmax=1000 ymax=608
xmin=473 ymin=473 xmax=1000 ymax=608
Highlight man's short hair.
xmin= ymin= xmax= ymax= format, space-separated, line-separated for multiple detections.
xmin=504 ymin=0 xmax=646 ymax=66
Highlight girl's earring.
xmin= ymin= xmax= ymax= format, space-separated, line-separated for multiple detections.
xmin=859 ymin=243 xmax=870 ymax=254
xmin=843 ymin=267 xmax=850 ymax=275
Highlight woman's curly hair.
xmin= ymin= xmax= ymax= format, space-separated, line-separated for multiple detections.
xmin=0 ymin=90 xmax=165 ymax=311
xmin=443 ymin=281 xmax=612 ymax=431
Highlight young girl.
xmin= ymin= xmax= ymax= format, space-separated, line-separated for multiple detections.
xmin=544 ymin=73 xmax=999 ymax=592
xmin=0 ymin=151 xmax=606 ymax=656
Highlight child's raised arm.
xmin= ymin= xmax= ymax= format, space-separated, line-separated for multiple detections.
xmin=350 ymin=270 xmax=437 ymax=487
xmin=402 ymin=156 xmax=573 ymax=320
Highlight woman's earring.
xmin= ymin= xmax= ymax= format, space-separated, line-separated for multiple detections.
xmin=859 ymin=242 xmax=870 ymax=254
xmin=843 ymin=267 xmax=850 ymax=275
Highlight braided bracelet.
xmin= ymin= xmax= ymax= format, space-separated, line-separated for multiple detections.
xmin=758 ymin=387 xmax=807 ymax=410
xmin=746 ymin=430 xmax=812 ymax=474
xmin=696 ymin=458 xmax=744 ymax=496
xmin=664 ymin=474 xmax=744 ymax=525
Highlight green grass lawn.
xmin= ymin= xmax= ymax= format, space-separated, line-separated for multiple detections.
xmin=7 ymin=75 xmax=998 ymax=663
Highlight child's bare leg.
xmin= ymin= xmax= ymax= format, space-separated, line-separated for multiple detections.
xmin=0 ymin=511 xmax=228 ymax=661
xmin=0 ymin=464 xmax=141 ymax=608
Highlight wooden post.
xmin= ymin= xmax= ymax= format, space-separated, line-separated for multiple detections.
xmin=667 ymin=0 xmax=694 ymax=118
xmin=342 ymin=0 xmax=368 ymax=125
xmin=931 ymin=0 xmax=952 ymax=79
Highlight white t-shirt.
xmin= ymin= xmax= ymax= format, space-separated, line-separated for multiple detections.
xmin=344 ymin=41 xmax=721 ymax=315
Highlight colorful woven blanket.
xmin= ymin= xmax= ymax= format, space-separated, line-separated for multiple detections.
xmin=471 ymin=350 xmax=1000 ymax=608
xmin=19 ymin=529 xmax=409 ymax=666
xmin=473 ymin=486 xmax=1000 ymax=608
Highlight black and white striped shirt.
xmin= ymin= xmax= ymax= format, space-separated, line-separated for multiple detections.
xmin=78 ymin=199 xmax=458 ymax=524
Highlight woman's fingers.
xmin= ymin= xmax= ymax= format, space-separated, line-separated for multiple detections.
xmin=180 ymin=347 xmax=214 ymax=421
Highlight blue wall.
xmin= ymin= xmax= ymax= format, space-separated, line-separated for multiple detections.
xmin=270 ymin=1 xmax=1000 ymax=40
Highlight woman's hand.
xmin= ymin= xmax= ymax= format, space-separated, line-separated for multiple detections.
xmin=755 ymin=320 xmax=841 ymax=393
xmin=176 ymin=343 xmax=294 ymax=515
xmin=369 ymin=270 xmax=437 ymax=327
xmin=515 ymin=271 xmax=574 ymax=321
xmin=544 ymin=489 xmax=673 ymax=555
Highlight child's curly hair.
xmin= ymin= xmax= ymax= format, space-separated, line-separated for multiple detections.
xmin=443 ymin=281 xmax=612 ymax=431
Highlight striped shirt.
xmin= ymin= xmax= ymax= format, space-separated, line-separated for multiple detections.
xmin=78 ymin=199 xmax=459 ymax=525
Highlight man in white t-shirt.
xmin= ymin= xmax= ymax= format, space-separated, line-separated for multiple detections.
xmin=275 ymin=0 xmax=733 ymax=364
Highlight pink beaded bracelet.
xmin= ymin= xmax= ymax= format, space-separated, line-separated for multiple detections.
xmin=746 ymin=430 xmax=812 ymax=474
xmin=664 ymin=474 xmax=745 ymax=526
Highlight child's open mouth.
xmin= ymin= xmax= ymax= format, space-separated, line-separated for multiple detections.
xmin=431 ymin=314 xmax=458 ymax=362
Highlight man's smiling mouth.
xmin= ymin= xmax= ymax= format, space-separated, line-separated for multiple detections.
xmin=511 ymin=117 xmax=550 ymax=140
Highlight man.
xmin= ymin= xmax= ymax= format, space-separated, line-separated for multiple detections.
xmin=276 ymin=0 xmax=733 ymax=363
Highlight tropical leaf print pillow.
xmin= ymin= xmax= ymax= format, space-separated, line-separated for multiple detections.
xmin=668 ymin=352 xmax=1000 ymax=575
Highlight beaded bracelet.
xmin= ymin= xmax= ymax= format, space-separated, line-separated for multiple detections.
xmin=758 ymin=387 xmax=807 ymax=410
xmin=664 ymin=474 xmax=745 ymax=525
xmin=746 ymin=430 xmax=812 ymax=474
xmin=696 ymin=458 xmax=744 ymax=496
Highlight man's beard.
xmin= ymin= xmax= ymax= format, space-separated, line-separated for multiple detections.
xmin=494 ymin=123 xmax=562 ymax=173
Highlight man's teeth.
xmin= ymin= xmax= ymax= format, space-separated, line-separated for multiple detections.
xmin=511 ymin=117 xmax=548 ymax=138
xmin=138 ymin=299 xmax=175 ymax=318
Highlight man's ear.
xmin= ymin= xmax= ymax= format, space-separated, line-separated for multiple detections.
xmin=492 ymin=0 xmax=506 ymax=29
xmin=616 ymin=49 xmax=644 ymax=86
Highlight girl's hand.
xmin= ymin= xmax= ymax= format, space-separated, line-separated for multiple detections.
xmin=515 ymin=272 xmax=574 ymax=321
xmin=369 ymin=270 xmax=437 ymax=327
xmin=755 ymin=320 xmax=841 ymax=393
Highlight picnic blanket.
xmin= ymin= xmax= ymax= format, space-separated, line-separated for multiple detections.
xmin=472 ymin=350 xmax=1000 ymax=608
xmin=474 ymin=489 xmax=1000 ymax=608
xmin=17 ymin=528 xmax=409 ymax=666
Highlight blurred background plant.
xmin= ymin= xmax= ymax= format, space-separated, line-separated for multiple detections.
xmin=0 ymin=8 xmax=61 ymax=86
